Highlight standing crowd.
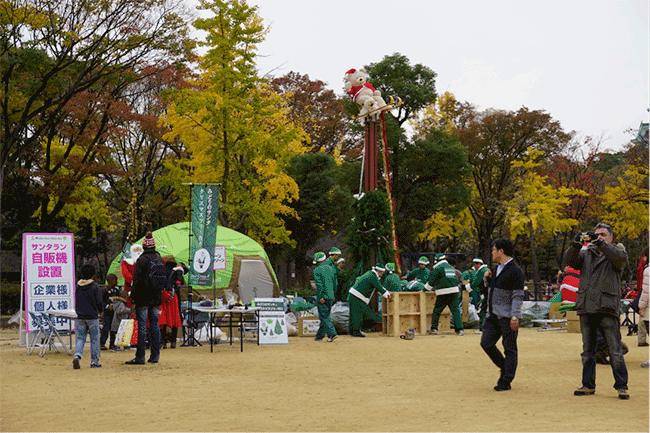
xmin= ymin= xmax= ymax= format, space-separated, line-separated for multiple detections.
xmin=72 ymin=222 xmax=643 ymax=400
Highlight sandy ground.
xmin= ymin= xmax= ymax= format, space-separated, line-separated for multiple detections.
xmin=0 ymin=325 xmax=648 ymax=432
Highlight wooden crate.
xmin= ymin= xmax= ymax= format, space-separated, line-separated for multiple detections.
xmin=382 ymin=291 xmax=451 ymax=336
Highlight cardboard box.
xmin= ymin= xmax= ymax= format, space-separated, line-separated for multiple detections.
xmin=548 ymin=302 xmax=566 ymax=328
xmin=298 ymin=317 xmax=320 ymax=337
xmin=566 ymin=310 xmax=580 ymax=333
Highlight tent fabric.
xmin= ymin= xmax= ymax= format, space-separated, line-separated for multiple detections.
xmin=107 ymin=222 xmax=280 ymax=300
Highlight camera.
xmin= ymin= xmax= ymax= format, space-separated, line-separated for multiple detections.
xmin=577 ymin=231 xmax=597 ymax=243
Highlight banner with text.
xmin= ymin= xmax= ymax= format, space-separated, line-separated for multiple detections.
xmin=23 ymin=233 xmax=75 ymax=333
xmin=189 ymin=185 xmax=220 ymax=286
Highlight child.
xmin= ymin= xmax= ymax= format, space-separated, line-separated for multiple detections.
xmin=159 ymin=259 xmax=188 ymax=349
xmin=100 ymin=274 xmax=121 ymax=350
xmin=73 ymin=264 xmax=104 ymax=369
xmin=110 ymin=290 xmax=132 ymax=351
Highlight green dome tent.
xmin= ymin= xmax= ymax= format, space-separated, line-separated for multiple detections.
xmin=107 ymin=222 xmax=280 ymax=302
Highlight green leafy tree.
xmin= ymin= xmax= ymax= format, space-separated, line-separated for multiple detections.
xmin=345 ymin=190 xmax=394 ymax=268
xmin=269 ymin=72 xmax=351 ymax=156
xmin=507 ymin=150 xmax=585 ymax=288
xmin=283 ymin=153 xmax=354 ymax=288
xmin=162 ymin=0 xmax=308 ymax=245
xmin=0 ymin=0 xmax=194 ymax=238
xmin=458 ymin=107 xmax=572 ymax=259
xmin=397 ymin=129 xmax=472 ymax=250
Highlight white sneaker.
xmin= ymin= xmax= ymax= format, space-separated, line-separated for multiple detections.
xmin=427 ymin=329 xmax=438 ymax=335
xmin=474 ymin=330 xmax=483 ymax=335
xmin=327 ymin=335 xmax=338 ymax=342
xmin=456 ymin=330 xmax=464 ymax=336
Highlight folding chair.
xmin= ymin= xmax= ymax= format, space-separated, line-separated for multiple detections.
xmin=27 ymin=312 xmax=60 ymax=357
xmin=41 ymin=313 xmax=72 ymax=355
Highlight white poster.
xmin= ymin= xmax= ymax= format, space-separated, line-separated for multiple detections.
xmin=23 ymin=233 xmax=75 ymax=333
xmin=255 ymin=298 xmax=288 ymax=345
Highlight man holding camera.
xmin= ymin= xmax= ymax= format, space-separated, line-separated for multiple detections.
xmin=564 ymin=223 xmax=630 ymax=400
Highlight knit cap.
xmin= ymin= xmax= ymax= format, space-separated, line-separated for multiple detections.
xmin=142 ymin=232 xmax=155 ymax=248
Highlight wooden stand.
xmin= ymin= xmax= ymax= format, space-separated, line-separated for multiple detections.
xmin=382 ymin=291 xmax=453 ymax=336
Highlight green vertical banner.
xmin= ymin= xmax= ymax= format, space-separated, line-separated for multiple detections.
xmin=189 ymin=185 xmax=220 ymax=286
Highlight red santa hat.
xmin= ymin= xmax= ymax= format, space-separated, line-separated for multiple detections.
xmin=345 ymin=68 xmax=356 ymax=75
xmin=142 ymin=231 xmax=155 ymax=248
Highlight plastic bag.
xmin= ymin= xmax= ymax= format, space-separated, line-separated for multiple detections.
xmin=330 ymin=301 xmax=350 ymax=334
xmin=115 ymin=319 xmax=134 ymax=347
xmin=468 ymin=304 xmax=480 ymax=323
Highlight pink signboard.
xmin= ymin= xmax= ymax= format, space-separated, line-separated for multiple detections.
xmin=23 ymin=233 xmax=75 ymax=333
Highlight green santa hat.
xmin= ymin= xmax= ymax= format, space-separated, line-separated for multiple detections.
xmin=434 ymin=253 xmax=446 ymax=263
xmin=329 ymin=247 xmax=342 ymax=255
xmin=472 ymin=257 xmax=484 ymax=264
xmin=374 ymin=263 xmax=386 ymax=272
xmin=313 ymin=252 xmax=326 ymax=264
xmin=385 ymin=262 xmax=396 ymax=273
xmin=418 ymin=256 xmax=430 ymax=265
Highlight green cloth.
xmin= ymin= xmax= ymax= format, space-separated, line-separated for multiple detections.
xmin=431 ymin=293 xmax=464 ymax=331
xmin=426 ymin=260 xmax=458 ymax=291
xmin=405 ymin=266 xmax=430 ymax=283
xmin=313 ymin=261 xmax=336 ymax=300
xmin=316 ymin=299 xmax=337 ymax=339
xmin=348 ymin=295 xmax=381 ymax=336
xmin=470 ymin=264 xmax=489 ymax=308
xmin=383 ymin=272 xmax=402 ymax=292
xmin=426 ymin=260 xmax=463 ymax=331
xmin=350 ymin=270 xmax=388 ymax=301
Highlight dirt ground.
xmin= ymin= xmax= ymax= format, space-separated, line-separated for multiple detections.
xmin=0 ymin=325 xmax=648 ymax=432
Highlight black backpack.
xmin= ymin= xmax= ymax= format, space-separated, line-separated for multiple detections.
xmin=146 ymin=258 xmax=170 ymax=293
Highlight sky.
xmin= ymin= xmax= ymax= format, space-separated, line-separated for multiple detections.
xmin=243 ymin=0 xmax=649 ymax=151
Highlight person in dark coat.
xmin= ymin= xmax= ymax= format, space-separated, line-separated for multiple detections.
xmin=480 ymin=239 xmax=525 ymax=392
xmin=564 ymin=223 xmax=630 ymax=400
xmin=73 ymin=264 xmax=104 ymax=369
xmin=100 ymin=274 xmax=120 ymax=350
xmin=125 ymin=232 xmax=164 ymax=365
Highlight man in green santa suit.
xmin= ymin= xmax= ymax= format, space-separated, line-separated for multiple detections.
xmin=401 ymin=256 xmax=430 ymax=291
xmin=348 ymin=263 xmax=391 ymax=337
xmin=327 ymin=247 xmax=342 ymax=276
xmin=312 ymin=252 xmax=338 ymax=342
xmin=425 ymin=253 xmax=464 ymax=336
xmin=382 ymin=262 xmax=402 ymax=292
xmin=467 ymin=257 xmax=489 ymax=333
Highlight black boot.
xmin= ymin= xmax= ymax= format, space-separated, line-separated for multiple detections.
xmin=170 ymin=327 xmax=178 ymax=348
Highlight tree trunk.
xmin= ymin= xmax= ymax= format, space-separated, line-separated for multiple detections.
xmin=527 ymin=221 xmax=542 ymax=295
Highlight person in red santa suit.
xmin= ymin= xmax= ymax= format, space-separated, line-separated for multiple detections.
xmin=121 ymin=244 xmax=143 ymax=309
xmin=159 ymin=258 xmax=188 ymax=349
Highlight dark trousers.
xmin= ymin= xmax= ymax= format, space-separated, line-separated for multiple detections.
xmin=135 ymin=306 xmax=161 ymax=362
xmin=100 ymin=313 xmax=113 ymax=346
xmin=315 ymin=299 xmax=337 ymax=339
xmin=579 ymin=313 xmax=628 ymax=390
xmin=480 ymin=315 xmax=518 ymax=386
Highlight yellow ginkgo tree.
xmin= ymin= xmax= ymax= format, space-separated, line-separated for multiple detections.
xmin=507 ymin=150 xmax=587 ymax=288
xmin=161 ymin=0 xmax=308 ymax=246
xmin=600 ymin=165 xmax=649 ymax=239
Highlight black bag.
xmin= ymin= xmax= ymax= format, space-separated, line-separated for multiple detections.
xmin=146 ymin=258 xmax=169 ymax=293
xmin=629 ymin=287 xmax=643 ymax=313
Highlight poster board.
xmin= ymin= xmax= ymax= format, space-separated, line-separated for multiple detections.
xmin=255 ymin=298 xmax=288 ymax=345
xmin=22 ymin=233 xmax=75 ymax=333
